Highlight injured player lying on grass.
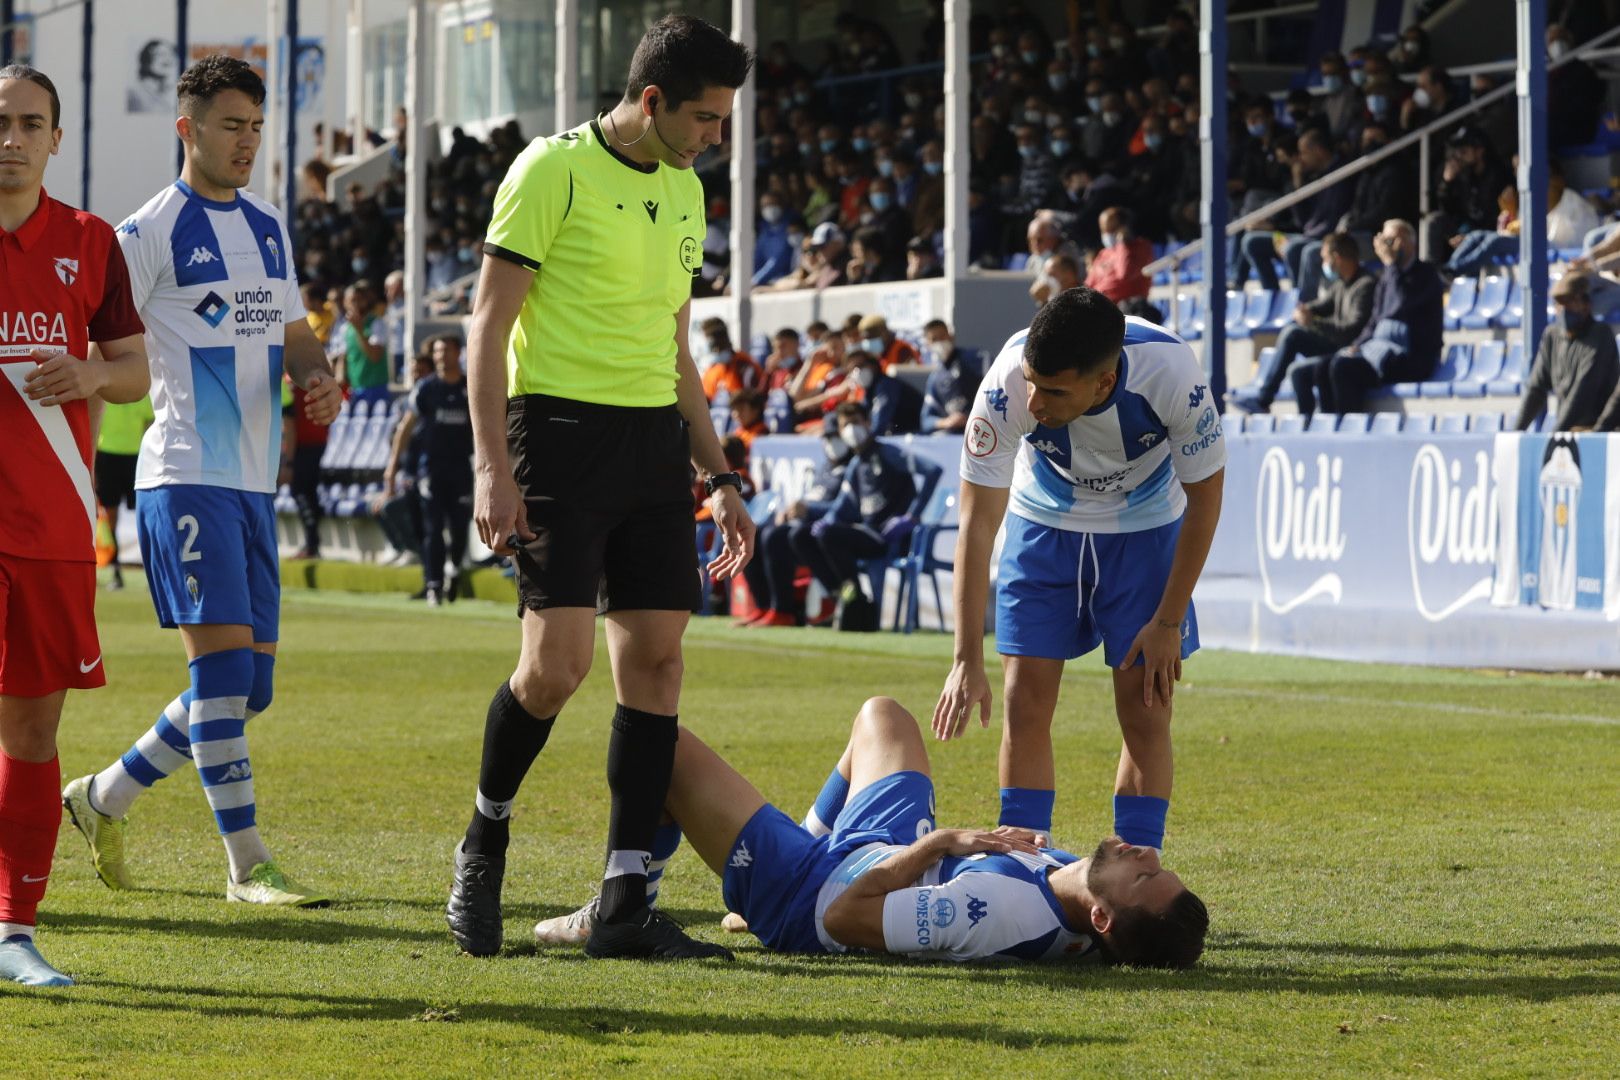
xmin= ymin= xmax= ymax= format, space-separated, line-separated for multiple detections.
xmin=536 ymin=697 xmax=1208 ymax=966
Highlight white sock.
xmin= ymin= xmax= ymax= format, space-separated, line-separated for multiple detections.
xmin=0 ymin=922 xmax=35 ymax=941
xmin=89 ymin=767 xmax=145 ymax=819
xmin=222 ymin=827 xmax=273 ymax=883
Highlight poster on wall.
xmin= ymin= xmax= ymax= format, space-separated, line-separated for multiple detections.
xmin=126 ymin=38 xmax=324 ymax=117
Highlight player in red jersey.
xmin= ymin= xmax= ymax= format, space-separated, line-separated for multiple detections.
xmin=0 ymin=64 xmax=149 ymax=987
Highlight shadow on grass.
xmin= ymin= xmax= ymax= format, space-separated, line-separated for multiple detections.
xmin=41 ymin=978 xmax=1117 ymax=1048
xmin=46 ymin=910 xmax=445 ymax=946
xmin=1218 ymin=933 xmax=1620 ymax=964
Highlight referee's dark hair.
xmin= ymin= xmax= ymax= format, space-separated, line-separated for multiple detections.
xmin=624 ymin=14 xmax=754 ymax=111
xmin=178 ymin=54 xmax=267 ymax=117
xmin=0 ymin=64 xmax=61 ymax=129
xmin=1022 ymin=286 xmax=1126 ymax=378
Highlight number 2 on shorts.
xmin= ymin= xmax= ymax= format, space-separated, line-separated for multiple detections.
xmin=177 ymin=514 xmax=203 ymax=563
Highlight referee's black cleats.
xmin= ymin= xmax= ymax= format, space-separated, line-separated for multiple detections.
xmin=447 ymin=841 xmax=505 ymax=956
xmin=584 ymin=906 xmax=736 ymax=961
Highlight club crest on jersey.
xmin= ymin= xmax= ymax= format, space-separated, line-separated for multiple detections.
xmin=264 ymin=234 xmax=281 ymax=271
xmin=932 ymin=897 xmax=957 ymax=928
xmin=185 ymin=574 xmax=201 ymax=603
xmin=53 ymin=257 xmax=79 ymax=285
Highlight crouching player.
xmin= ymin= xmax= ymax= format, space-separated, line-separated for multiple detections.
xmin=540 ymin=697 xmax=1208 ymax=966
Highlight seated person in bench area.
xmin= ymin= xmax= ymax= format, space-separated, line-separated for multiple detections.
xmin=1515 ymin=271 xmax=1620 ymax=433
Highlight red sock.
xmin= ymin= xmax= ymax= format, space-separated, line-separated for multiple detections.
xmin=0 ymin=752 xmax=62 ymax=926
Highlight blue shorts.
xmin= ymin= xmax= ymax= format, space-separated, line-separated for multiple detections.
xmin=721 ymin=770 xmax=937 ymax=954
xmin=136 ymin=485 xmax=280 ymax=643
xmin=995 ymin=513 xmax=1199 ymax=667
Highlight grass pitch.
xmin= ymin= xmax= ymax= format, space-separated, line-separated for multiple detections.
xmin=4 ymin=582 xmax=1618 ymax=1077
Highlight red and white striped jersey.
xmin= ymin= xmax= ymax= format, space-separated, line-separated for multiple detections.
xmin=0 ymin=189 xmax=144 ymax=562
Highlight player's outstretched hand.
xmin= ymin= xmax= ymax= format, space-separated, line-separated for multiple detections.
xmin=991 ymin=825 xmax=1050 ymax=849
xmin=24 ymin=348 xmax=104 ymax=406
xmin=928 ymin=828 xmax=1040 ymax=858
xmin=707 ymin=486 xmax=756 ymax=581
xmin=476 ymin=469 xmax=534 ymax=556
xmin=932 ymin=659 xmax=992 ymax=741
xmin=1120 ymin=618 xmax=1184 ymax=708
xmin=301 ymin=372 xmax=344 ymax=425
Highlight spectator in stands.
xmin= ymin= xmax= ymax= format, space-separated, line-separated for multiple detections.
xmin=1570 ymin=232 xmax=1620 ymax=321
xmin=302 ymin=282 xmax=335 ymax=345
xmin=755 ymin=192 xmax=798 ymax=285
xmin=425 ymin=234 xmax=458 ymax=293
xmin=1361 ymin=75 xmax=1403 ymax=134
xmin=1546 ymin=161 xmax=1602 ymax=251
xmin=1228 ymin=99 xmax=1287 ymax=202
xmin=791 ymin=330 xmax=854 ymax=422
xmin=1317 ymin=53 xmax=1364 ymax=140
xmin=1443 ymin=184 xmax=1519 ymax=276
xmin=906 ymin=236 xmax=942 ymax=281
xmin=337 ymin=281 xmax=391 ymax=409
xmin=920 ymin=320 xmax=982 ymax=435
xmin=789 ymin=401 xmax=929 ymax=615
xmin=740 ymin=414 xmax=851 ymax=628
xmin=700 ymin=318 xmax=763 ymax=400
xmin=1034 ymin=253 xmax=1083 ymax=305
xmin=846 ymin=348 xmax=922 ymax=435
xmin=913 ymin=141 xmax=946 ymax=241
xmin=1516 ymin=272 xmax=1620 ymax=432
xmin=1230 ymin=232 xmax=1375 ymax=414
xmin=729 ymin=389 xmax=769 ymax=448
xmin=804 ymin=320 xmax=830 ymax=351
xmin=1027 ymin=213 xmax=1083 ymax=282
xmin=857 ymin=315 xmax=920 ymax=374
xmin=1400 ymin=65 xmax=1456 ymax=133
xmin=863 ymin=177 xmax=910 ymax=259
xmin=762 ymin=328 xmax=804 ymax=392
xmin=845 ymin=227 xmax=904 ymax=286
xmin=1127 ymin=113 xmax=1193 ymax=241
xmin=382 ymin=270 xmax=407 ymax=382
xmin=1006 ymin=123 xmax=1061 ymax=222
xmin=1235 ymin=129 xmax=1353 ymax=297
xmin=809 ymin=222 xmax=850 ymax=288
xmin=1081 ymin=206 xmax=1154 ymax=305
xmin=1423 ymin=125 xmax=1512 ymax=260
xmin=699 ymin=197 xmax=731 ymax=296
xmin=1289 ymin=219 xmax=1443 ymax=418
xmin=385 ymin=335 xmax=472 ymax=606
xmin=1080 ymin=92 xmax=1133 ymax=174
xmin=1390 ymin=25 xmax=1432 ymax=75
xmin=1342 ymin=120 xmax=1419 ymax=248
xmin=1547 ymin=22 xmax=1604 ymax=151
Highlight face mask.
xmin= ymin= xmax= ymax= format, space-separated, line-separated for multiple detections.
xmin=1413 ymin=87 xmax=1432 ymax=110
xmin=1143 ymin=133 xmax=1164 ymax=152
xmin=1559 ymin=307 xmax=1589 ymax=333
xmin=926 ymin=343 xmax=949 ymax=364
xmin=1100 ymin=232 xmax=1118 ymax=248
xmin=861 ymin=337 xmax=884 ymax=355
xmin=1549 ymin=41 xmax=1568 ymax=60
xmin=1048 ymin=74 xmax=1068 ymax=92
xmin=1402 ymin=40 xmax=1419 ymax=56
xmin=823 ymin=436 xmax=852 ymax=464
xmin=841 ymin=422 xmax=870 ymax=447
xmin=852 ymin=137 xmax=871 ymax=153
xmin=991 ymin=43 xmax=1008 ymax=59
xmin=1322 ymin=74 xmax=1344 ymax=94
xmin=820 ymin=138 xmax=838 ymax=154
xmin=869 ymin=193 xmax=892 ymax=212
xmin=352 ymin=257 xmax=369 ymax=274
xmin=1246 ymin=120 xmax=1267 ymax=138
xmin=794 ymin=91 xmax=812 ymax=105
xmin=1350 ymin=67 xmax=1368 ymax=87
xmin=1086 ymin=95 xmax=1104 ymax=113
xmin=1366 ymin=95 xmax=1389 ymax=116
xmin=904 ymin=93 xmax=924 ymax=109
xmin=777 ymin=96 xmax=794 ymax=112
xmin=1018 ymin=144 xmax=1040 ymax=161
xmin=788 ymin=232 xmax=805 ymax=248
xmin=761 ymin=205 xmax=783 ymax=224
xmin=852 ymin=367 xmax=877 ymax=390
xmin=1103 ymin=112 xmax=1121 ymax=127
xmin=899 ymin=127 xmax=917 ymax=143
xmin=923 ymin=161 xmax=942 ymax=177
xmin=1050 ymin=139 xmax=1071 ymax=157
xmin=1322 ymin=261 xmax=1338 ymax=282
xmin=876 ymin=159 xmax=894 ymax=178
xmin=1022 ymin=51 xmax=1041 ymax=66
xmin=799 ymin=141 xmax=814 ymax=157
xmin=1021 ymin=109 xmax=1042 ymax=125
xmin=1087 ymin=44 xmax=1101 ymax=59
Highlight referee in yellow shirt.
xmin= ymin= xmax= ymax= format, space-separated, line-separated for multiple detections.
xmin=447 ymin=15 xmax=755 ymax=960
xmin=94 ymin=396 xmax=155 ymax=591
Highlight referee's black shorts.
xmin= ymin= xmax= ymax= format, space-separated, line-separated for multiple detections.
xmin=507 ymin=393 xmax=699 ymax=614
xmin=94 ymin=451 xmax=139 ymax=511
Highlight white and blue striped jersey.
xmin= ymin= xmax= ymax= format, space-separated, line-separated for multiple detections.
xmin=116 ymin=181 xmax=303 ymax=494
xmin=960 ymin=317 xmax=1226 ymax=533
xmin=815 ymin=844 xmax=1095 ymax=962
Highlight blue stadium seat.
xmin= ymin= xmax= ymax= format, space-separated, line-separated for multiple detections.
xmin=1486 ymin=340 xmax=1530 ymax=396
xmin=1335 ymin=412 xmax=1371 ymax=433
xmin=764 ymin=389 xmax=794 ymax=434
xmin=1470 ymin=412 xmax=1505 ymax=432
xmin=1239 ymin=289 xmax=1275 ymax=336
xmin=1275 ymin=414 xmax=1307 ymax=434
xmin=1225 ymin=290 xmax=1251 ymax=340
xmin=1461 ymin=275 xmax=1509 ymax=329
xmin=1221 ymin=412 xmax=1244 ymax=434
xmin=1259 ymin=288 xmax=1298 ymax=333
xmin=1496 ymin=279 xmax=1523 ymax=329
xmin=1368 ymin=412 xmax=1403 ymax=435
xmin=894 ymin=481 xmax=960 ymax=633
xmin=858 ymin=456 xmax=944 ymax=631
xmin=1003 ymin=253 xmax=1029 ymax=271
xmin=1434 ymin=413 xmax=1469 ymax=434
xmin=1444 ymin=278 xmax=1477 ymax=331
xmin=1174 ymin=291 xmax=1203 ymax=340
xmin=1420 ymin=343 xmax=1473 ymax=397
xmin=1245 ymin=414 xmax=1276 ymax=434
xmin=1454 ymin=341 xmax=1505 ymax=398
xmin=1303 ymin=412 xmax=1338 ymax=433
xmin=1402 ymin=414 xmax=1436 ymax=434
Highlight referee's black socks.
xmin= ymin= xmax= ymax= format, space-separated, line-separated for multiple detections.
xmin=463 ymin=681 xmax=555 ymax=859
xmin=599 ymin=704 xmax=680 ymax=923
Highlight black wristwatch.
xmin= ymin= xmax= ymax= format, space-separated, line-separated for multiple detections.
xmin=704 ymin=471 xmax=744 ymax=497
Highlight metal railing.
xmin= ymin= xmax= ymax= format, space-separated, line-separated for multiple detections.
xmin=1142 ymin=21 xmax=1620 ymax=280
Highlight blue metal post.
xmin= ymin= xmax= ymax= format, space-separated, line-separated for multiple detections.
xmin=175 ymin=0 xmax=189 ymax=174
xmin=1199 ymin=0 xmax=1228 ymax=401
xmin=82 ymin=1 xmax=93 ymax=209
xmin=1516 ymin=0 xmax=1547 ymax=366
xmin=1 ymin=0 xmax=14 ymax=64
xmin=285 ymin=0 xmax=298 ymax=213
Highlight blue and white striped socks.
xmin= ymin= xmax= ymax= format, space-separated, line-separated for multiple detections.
xmin=188 ymin=649 xmax=270 ymax=880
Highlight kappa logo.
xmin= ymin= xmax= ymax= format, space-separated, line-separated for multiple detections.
xmin=984 ymin=387 xmax=1009 ymax=419
xmin=1188 ymin=384 xmax=1208 ymax=411
xmin=187 ymin=247 xmax=218 ymax=267
xmin=643 ymin=199 xmax=660 ymax=223
xmin=1030 ymin=438 xmax=1061 ymax=456
xmin=116 ymin=218 xmax=139 ymax=236
xmin=729 ymin=841 xmax=753 ymax=869
xmin=54 ymin=257 xmax=79 ymax=285
xmin=967 ymin=895 xmax=988 ymax=928
xmin=221 ymin=762 xmax=253 ymax=781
